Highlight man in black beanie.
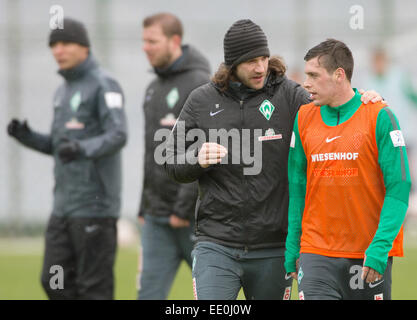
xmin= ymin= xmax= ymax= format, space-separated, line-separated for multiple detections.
xmin=165 ymin=19 xmax=384 ymax=299
xmin=49 ymin=18 xmax=90 ymax=48
xmin=7 ymin=17 xmax=127 ymax=299
xmin=223 ymin=19 xmax=270 ymax=69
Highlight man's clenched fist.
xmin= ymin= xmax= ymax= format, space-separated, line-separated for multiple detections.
xmin=198 ymin=142 xmax=227 ymax=168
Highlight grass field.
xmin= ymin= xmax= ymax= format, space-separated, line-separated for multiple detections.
xmin=1 ymin=233 xmax=416 ymax=300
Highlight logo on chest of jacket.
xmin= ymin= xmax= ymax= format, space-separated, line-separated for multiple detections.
xmin=70 ymin=91 xmax=82 ymax=113
xmin=210 ymin=109 xmax=224 ymax=117
xmin=259 ymin=100 xmax=275 ymax=120
xmin=166 ymin=87 xmax=179 ymax=109
xmin=258 ymin=128 xmax=282 ymax=141
xmin=160 ymin=113 xmax=177 ymax=126
xmin=145 ymin=88 xmax=154 ymax=102
xmin=65 ymin=117 xmax=85 ymax=130
xmin=209 ymin=103 xmax=224 ymax=117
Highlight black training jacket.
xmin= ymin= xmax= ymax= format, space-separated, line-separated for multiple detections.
xmin=165 ymin=71 xmax=310 ymax=249
xmin=139 ymin=45 xmax=211 ymax=220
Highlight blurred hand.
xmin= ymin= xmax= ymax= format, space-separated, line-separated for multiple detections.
xmin=361 ymin=255 xmax=383 ymax=283
xmin=358 ymin=89 xmax=386 ymax=104
xmin=169 ymin=214 xmax=190 ymax=228
xmin=289 ymin=258 xmax=300 ymax=280
xmin=361 ymin=266 xmax=382 ymax=283
xmin=198 ymin=142 xmax=228 ymax=168
xmin=7 ymin=119 xmax=30 ymax=140
xmin=57 ymin=138 xmax=81 ymax=163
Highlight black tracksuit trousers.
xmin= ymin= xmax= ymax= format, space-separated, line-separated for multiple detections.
xmin=40 ymin=215 xmax=117 ymax=300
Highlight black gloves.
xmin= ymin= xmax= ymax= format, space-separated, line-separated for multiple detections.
xmin=7 ymin=119 xmax=31 ymax=140
xmin=57 ymin=138 xmax=81 ymax=163
xmin=8 ymin=119 xmax=81 ymax=163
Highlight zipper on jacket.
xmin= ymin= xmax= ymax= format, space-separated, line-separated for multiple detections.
xmin=239 ymin=100 xmax=244 ymax=124
xmin=239 ymin=100 xmax=251 ymax=251
xmin=337 ymin=111 xmax=340 ymax=125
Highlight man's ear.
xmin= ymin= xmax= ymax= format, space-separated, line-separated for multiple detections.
xmin=334 ymin=67 xmax=346 ymax=82
xmin=170 ymin=34 xmax=182 ymax=48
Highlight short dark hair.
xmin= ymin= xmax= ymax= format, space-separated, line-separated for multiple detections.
xmin=143 ymin=13 xmax=183 ymax=39
xmin=304 ymin=39 xmax=354 ymax=82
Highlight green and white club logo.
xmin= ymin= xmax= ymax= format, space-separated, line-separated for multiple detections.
xmin=166 ymin=87 xmax=179 ymax=109
xmin=259 ymin=100 xmax=275 ymax=120
xmin=70 ymin=91 xmax=82 ymax=113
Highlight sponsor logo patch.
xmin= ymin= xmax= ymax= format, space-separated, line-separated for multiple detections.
xmin=283 ymin=286 xmax=291 ymax=300
xmin=65 ymin=117 xmax=85 ymax=130
xmin=210 ymin=109 xmax=224 ymax=117
xmin=105 ymin=92 xmax=123 ymax=109
xmin=313 ymin=167 xmax=359 ymax=178
xmin=326 ymin=136 xmax=342 ymax=143
xmin=258 ymin=128 xmax=282 ymax=141
xmin=374 ymin=293 xmax=383 ymax=300
xmin=311 ymin=152 xmax=359 ymax=162
xmin=369 ymin=279 xmax=384 ymax=289
xmin=160 ymin=113 xmax=177 ymax=126
xmin=390 ymin=130 xmax=405 ymax=147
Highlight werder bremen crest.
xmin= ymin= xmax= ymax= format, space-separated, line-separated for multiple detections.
xmin=166 ymin=87 xmax=179 ymax=109
xmin=259 ymin=99 xmax=275 ymax=120
xmin=70 ymin=91 xmax=82 ymax=113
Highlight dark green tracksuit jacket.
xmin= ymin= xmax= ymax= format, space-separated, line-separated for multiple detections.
xmin=17 ymin=54 xmax=127 ymax=218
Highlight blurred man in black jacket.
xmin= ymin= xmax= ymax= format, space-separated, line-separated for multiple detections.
xmin=137 ymin=13 xmax=211 ymax=299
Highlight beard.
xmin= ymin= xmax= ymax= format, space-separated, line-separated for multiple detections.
xmin=153 ymin=50 xmax=174 ymax=69
xmin=239 ymin=72 xmax=267 ymax=90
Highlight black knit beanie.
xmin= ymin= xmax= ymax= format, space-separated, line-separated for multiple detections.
xmin=49 ymin=18 xmax=90 ymax=47
xmin=223 ymin=19 xmax=270 ymax=68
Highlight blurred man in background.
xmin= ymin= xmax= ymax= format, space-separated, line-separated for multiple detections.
xmin=137 ymin=13 xmax=211 ymax=300
xmin=7 ymin=18 xmax=127 ymax=299
xmin=367 ymin=47 xmax=417 ymax=221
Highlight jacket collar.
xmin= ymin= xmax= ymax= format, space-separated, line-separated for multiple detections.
xmin=58 ymin=53 xmax=98 ymax=82
xmin=320 ymin=88 xmax=362 ymax=124
xmin=153 ymin=45 xmax=188 ymax=77
xmin=223 ymin=71 xmax=286 ymax=101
